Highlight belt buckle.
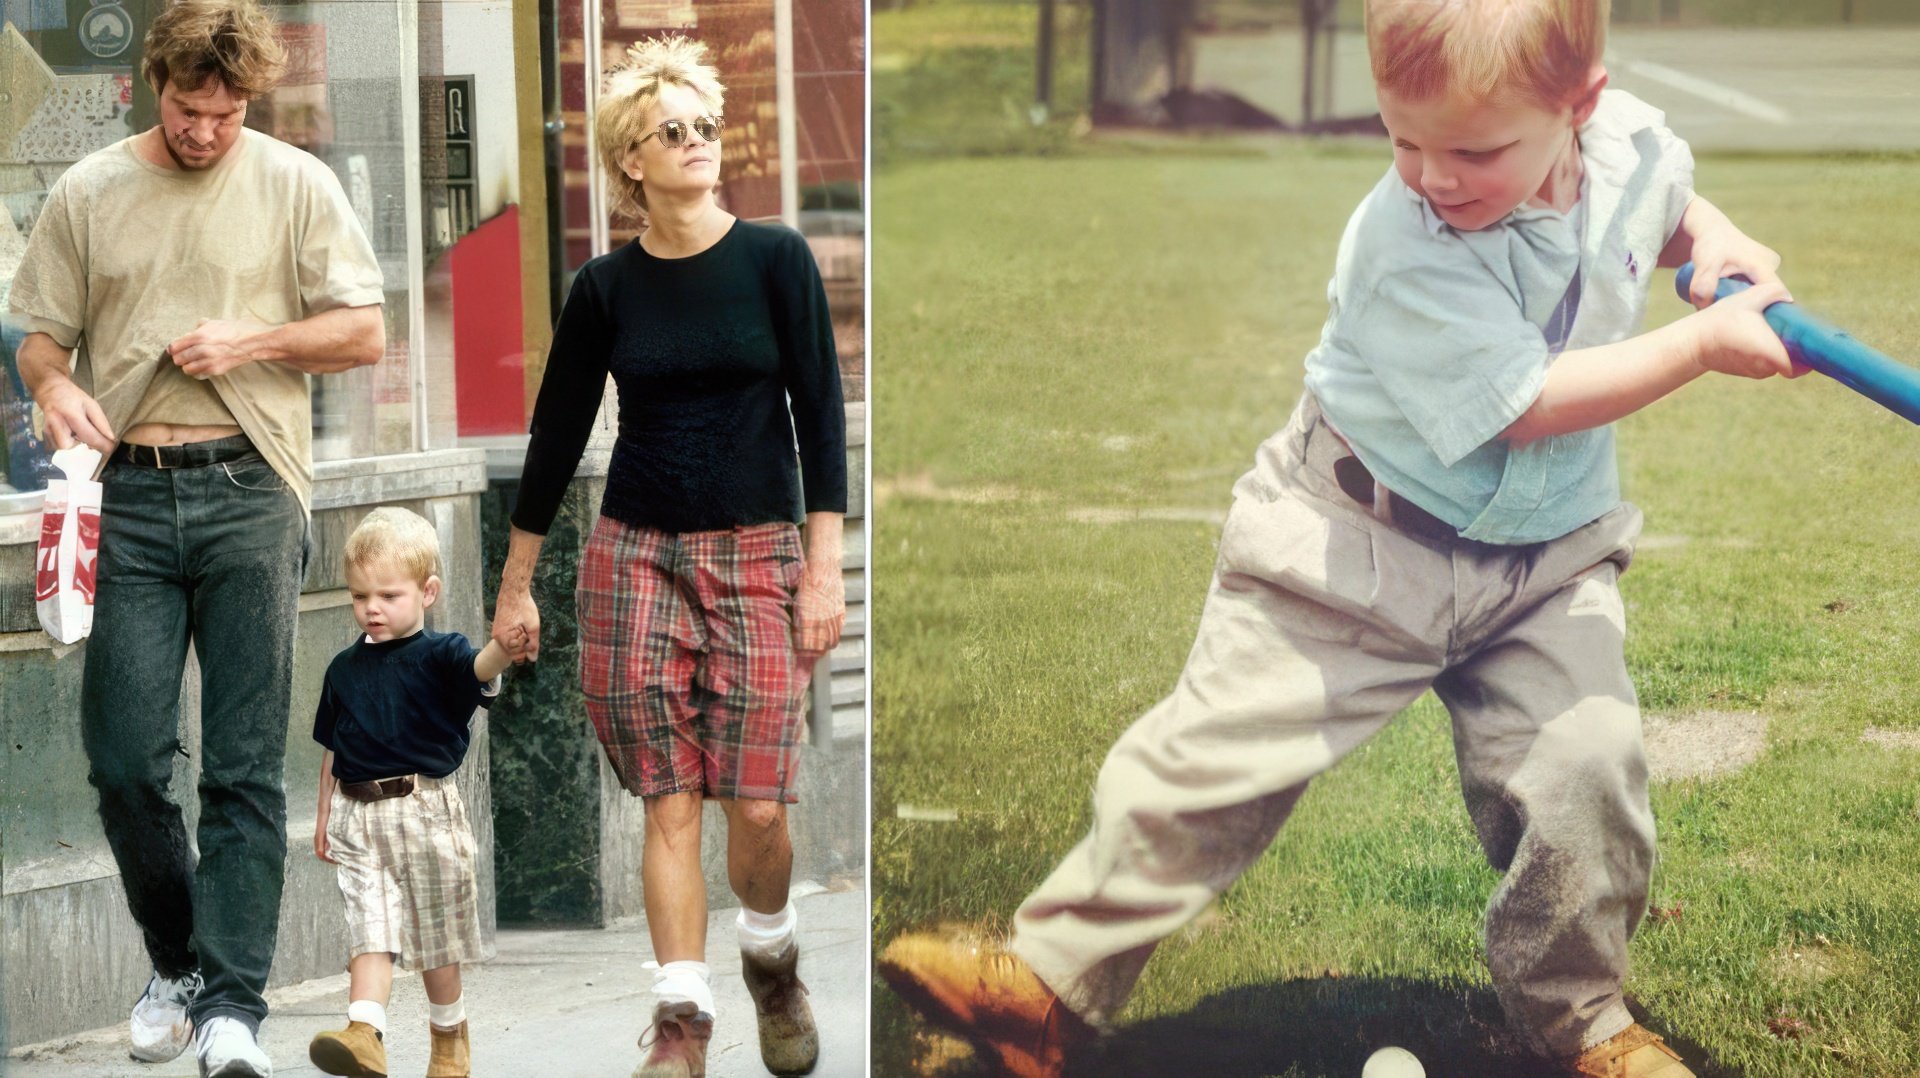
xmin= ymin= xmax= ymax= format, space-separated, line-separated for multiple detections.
xmin=148 ymin=444 xmax=170 ymax=469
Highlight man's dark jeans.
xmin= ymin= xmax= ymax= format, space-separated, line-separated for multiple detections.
xmin=80 ymin=443 xmax=308 ymax=1032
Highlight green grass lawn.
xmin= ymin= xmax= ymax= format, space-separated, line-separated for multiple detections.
xmin=871 ymin=8 xmax=1920 ymax=1070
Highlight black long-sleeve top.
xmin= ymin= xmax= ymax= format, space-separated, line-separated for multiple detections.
xmin=511 ymin=220 xmax=848 ymax=536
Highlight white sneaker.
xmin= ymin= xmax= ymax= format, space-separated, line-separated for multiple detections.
xmin=195 ymin=1015 xmax=273 ymax=1078
xmin=129 ymin=970 xmax=202 ymax=1062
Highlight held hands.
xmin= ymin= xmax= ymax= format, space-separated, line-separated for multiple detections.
xmin=168 ymin=319 xmax=273 ymax=379
xmin=793 ymin=563 xmax=846 ymax=659
xmin=1692 ymin=281 xmax=1804 ymax=380
xmin=492 ymin=588 xmax=542 ymax=663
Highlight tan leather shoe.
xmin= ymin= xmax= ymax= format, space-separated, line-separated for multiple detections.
xmin=742 ymin=943 xmax=819 ymax=1075
xmin=632 ymin=1000 xmax=714 ymax=1078
xmin=426 ymin=1020 xmax=471 ymax=1078
xmin=308 ymin=1020 xmax=387 ymax=1078
xmin=1565 ymin=1023 xmax=1695 ymax=1078
xmin=877 ymin=932 xmax=1094 ymax=1078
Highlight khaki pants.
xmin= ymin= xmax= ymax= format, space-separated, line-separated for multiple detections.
xmin=1012 ymin=395 xmax=1652 ymax=1058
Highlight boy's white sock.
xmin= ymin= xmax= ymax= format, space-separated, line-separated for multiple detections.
xmin=346 ymin=999 xmax=387 ymax=1035
xmin=736 ymin=902 xmax=798 ymax=961
xmin=647 ymin=960 xmax=715 ymax=1017
xmin=428 ymin=994 xmax=466 ymax=1029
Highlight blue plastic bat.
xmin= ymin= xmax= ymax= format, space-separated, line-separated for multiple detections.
xmin=1676 ymin=262 xmax=1920 ymax=425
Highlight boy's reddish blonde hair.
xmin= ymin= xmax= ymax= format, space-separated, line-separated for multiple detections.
xmin=1367 ymin=0 xmax=1610 ymax=107
xmin=344 ymin=507 xmax=441 ymax=587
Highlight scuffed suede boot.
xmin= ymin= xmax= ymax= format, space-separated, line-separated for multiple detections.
xmin=308 ymin=1020 xmax=385 ymax=1077
xmin=426 ymin=1020 xmax=471 ymax=1078
xmin=742 ymin=942 xmax=818 ymax=1075
xmin=878 ymin=932 xmax=1094 ymax=1078
xmin=633 ymin=1000 xmax=714 ymax=1078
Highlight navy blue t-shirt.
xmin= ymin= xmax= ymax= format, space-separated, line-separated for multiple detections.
xmin=312 ymin=629 xmax=499 ymax=783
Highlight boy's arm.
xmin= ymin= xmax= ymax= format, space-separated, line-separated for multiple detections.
xmin=474 ymin=637 xmax=514 ymax=684
xmin=314 ymin=750 xmax=337 ymax=863
xmin=1658 ymin=195 xmax=1784 ymax=309
xmin=1502 ymin=281 xmax=1799 ymax=444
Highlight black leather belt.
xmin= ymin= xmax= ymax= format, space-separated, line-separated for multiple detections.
xmin=1332 ymin=454 xmax=1472 ymax=546
xmin=340 ymin=776 xmax=416 ymax=803
xmin=110 ymin=435 xmax=257 ymax=469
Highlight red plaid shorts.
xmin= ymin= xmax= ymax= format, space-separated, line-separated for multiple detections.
xmin=576 ymin=517 xmax=812 ymax=802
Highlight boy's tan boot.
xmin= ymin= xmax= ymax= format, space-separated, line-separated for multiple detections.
xmin=426 ymin=1020 xmax=471 ymax=1078
xmin=1564 ymin=1024 xmax=1695 ymax=1078
xmin=308 ymin=1020 xmax=387 ymax=1078
xmin=741 ymin=943 xmax=818 ymax=1075
xmin=632 ymin=1000 xmax=714 ymax=1078
xmin=877 ymin=932 xmax=1094 ymax=1078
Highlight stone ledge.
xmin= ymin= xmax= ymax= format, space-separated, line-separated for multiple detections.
xmin=0 ymin=450 xmax=491 ymax=550
xmin=311 ymin=449 xmax=488 ymax=510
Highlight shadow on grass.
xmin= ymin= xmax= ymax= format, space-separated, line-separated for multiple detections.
xmin=1058 ymin=977 xmax=1744 ymax=1078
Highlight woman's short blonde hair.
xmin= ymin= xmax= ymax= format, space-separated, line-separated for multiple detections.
xmin=344 ymin=507 xmax=441 ymax=586
xmin=141 ymin=0 xmax=288 ymax=99
xmin=1367 ymin=0 xmax=1609 ymax=107
xmin=595 ymin=35 xmax=727 ymax=223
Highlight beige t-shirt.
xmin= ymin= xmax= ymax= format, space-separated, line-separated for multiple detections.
xmin=7 ymin=128 xmax=385 ymax=510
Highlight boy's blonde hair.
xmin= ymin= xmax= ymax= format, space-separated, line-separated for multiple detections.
xmin=344 ymin=507 xmax=440 ymax=586
xmin=141 ymin=0 xmax=288 ymax=98
xmin=1367 ymin=0 xmax=1609 ymax=107
xmin=595 ymin=35 xmax=726 ymax=223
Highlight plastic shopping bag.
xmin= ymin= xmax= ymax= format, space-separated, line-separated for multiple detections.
xmin=35 ymin=444 xmax=104 ymax=644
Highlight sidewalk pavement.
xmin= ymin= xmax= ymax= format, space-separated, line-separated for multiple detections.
xmin=2 ymin=886 xmax=867 ymax=1078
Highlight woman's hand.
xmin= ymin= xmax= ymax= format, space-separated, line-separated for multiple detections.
xmin=793 ymin=564 xmax=846 ymax=658
xmin=493 ymin=586 xmax=542 ymax=662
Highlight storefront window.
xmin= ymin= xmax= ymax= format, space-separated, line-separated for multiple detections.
xmin=0 ymin=0 xmax=418 ymax=501
xmin=546 ymin=0 xmax=864 ymax=400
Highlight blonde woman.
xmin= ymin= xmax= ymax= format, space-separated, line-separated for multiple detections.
xmin=491 ymin=35 xmax=846 ymax=1078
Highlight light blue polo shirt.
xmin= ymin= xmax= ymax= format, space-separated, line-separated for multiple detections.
xmin=1303 ymin=90 xmax=1696 ymax=544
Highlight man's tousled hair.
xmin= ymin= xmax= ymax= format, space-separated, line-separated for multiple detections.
xmin=142 ymin=0 xmax=288 ymax=99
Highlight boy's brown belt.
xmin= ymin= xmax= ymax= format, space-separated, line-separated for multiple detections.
xmin=340 ymin=776 xmax=416 ymax=803
xmin=1330 ymin=454 xmax=1468 ymax=545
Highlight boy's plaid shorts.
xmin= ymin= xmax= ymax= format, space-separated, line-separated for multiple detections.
xmin=326 ymin=775 xmax=486 ymax=971
xmin=576 ymin=516 xmax=812 ymax=802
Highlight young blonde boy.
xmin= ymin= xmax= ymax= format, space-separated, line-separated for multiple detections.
xmin=308 ymin=507 xmax=516 ymax=1078
xmin=880 ymin=1 xmax=1796 ymax=1075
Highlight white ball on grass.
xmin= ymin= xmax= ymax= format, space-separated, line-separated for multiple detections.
xmin=1361 ymin=1046 xmax=1426 ymax=1078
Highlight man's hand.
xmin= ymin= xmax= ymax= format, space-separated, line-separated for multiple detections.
xmin=793 ymin=564 xmax=846 ymax=658
xmin=169 ymin=319 xmax=275 ymax=379
xmin=33 ymin=377 xmax=116 ymax=453
xmin=493 ymin=588 xmax=542 ymax=663
xmin=1683 ymin=226 xmax=1784 ymax=311
xmin=1693 ymin=281 xmax=1802 ymax=380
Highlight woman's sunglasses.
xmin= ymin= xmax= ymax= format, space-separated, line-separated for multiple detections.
xmin=639 ymin=115 xmax=724 ymax=149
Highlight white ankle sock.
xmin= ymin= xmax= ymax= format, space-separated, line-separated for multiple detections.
xmin=346 ymin=1000 xmax=387 ymax=1035
xmin=428 ymin=995 xmax=465 ymax=1029
xmin=736 ymin=902 xmax=797 ymax=961
xmin=648 ymin=960 xmax=715 ymax=1017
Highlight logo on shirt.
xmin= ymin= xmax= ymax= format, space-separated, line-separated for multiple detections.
xmin=1625 ymin=251 xmax=1640 ymax=280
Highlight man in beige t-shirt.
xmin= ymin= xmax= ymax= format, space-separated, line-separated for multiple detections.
xmin=7 ymin=2 xmax=382 ymax=1075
